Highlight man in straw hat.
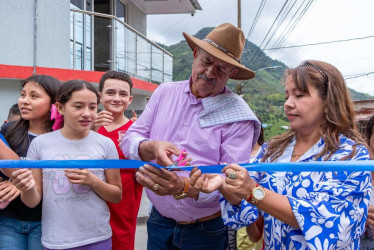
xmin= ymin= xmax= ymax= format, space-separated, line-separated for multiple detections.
xmin=122 ymin=23 xmax=261 ymax=249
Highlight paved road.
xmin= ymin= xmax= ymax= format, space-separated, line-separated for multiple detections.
xmin=135 ymin=223 xmax=147 ymax=250
xmin=135 ymin=190 xmax=149 ymax=250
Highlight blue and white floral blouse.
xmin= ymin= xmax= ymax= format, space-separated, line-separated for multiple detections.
xmin=221 ymin=135 xmax=372 ymax=249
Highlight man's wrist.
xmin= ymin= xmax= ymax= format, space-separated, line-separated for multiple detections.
xmin=138 ymin=140 xmax=155 ymax=161
xmin=173 ymin=176 xmax=186 ymax=195
xmin=173 ymin=177 xmax=189 ymax=200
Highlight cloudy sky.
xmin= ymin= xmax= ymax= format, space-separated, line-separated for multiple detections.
xmin=147 ymin=0 xmax=374 ymax=96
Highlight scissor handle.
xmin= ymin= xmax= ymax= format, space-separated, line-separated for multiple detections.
xmin=176 ymin=149 xmax=186 ymax=162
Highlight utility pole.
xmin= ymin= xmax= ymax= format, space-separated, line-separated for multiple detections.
xmin=236 ymin=0 xmax=243 ymax=96
xmin=237 ymin=0 xmax=241 ymax=28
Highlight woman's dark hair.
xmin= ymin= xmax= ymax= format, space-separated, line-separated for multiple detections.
xmin=257 ymin=123 xmax=265 ymax=146
xmin=57 ymin=80 xmax=99 ymax=105
xmin=4 ymin=75 xmax=61 ymax=156
xmin=365 ymin=115 xmax=374 ymax=146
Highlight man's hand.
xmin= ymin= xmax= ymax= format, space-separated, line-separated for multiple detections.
xmin=139 ymin=141 xmax=183 ymax=166
xmin=0 ymin=180 xmax=21 ymax=203
xmin=189 ymin=167 xmax=224 ymax=193
xmin=135 ymin=164 xmax=184 ymax=196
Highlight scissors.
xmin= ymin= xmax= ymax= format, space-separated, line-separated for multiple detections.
xmin=165 ymin=149 xmax=189 ymax=170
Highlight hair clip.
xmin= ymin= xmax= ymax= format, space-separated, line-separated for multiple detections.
xmin=299 ymin=61 xmax=328 ymax=82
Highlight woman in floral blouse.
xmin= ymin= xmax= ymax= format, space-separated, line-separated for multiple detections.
xmin=190 ymin=60 xmax=372 ymax=249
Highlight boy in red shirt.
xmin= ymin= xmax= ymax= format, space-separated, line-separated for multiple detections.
xmin=93 ymin=71 xmax=142 ymax=250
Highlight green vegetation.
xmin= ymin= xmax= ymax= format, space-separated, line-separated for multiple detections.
xmin=158 ymin=27 xmax=373 ymax=140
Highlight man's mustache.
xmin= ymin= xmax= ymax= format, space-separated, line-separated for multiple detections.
xmin=198 ymin=74 xmax=217 ymax=86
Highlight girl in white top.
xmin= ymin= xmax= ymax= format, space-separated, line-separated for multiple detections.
xmin=11 ymin=80 xmax=122 ymax=250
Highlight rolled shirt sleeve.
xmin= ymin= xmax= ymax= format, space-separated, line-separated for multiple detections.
xmin=121 ymin=82 xmax=163 ymax=160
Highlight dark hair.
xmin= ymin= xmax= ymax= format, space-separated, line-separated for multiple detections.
xmin=99 ymin=71 xmax=133 ymax=94
xmin=262 ymin=60 xmax=367 ymax=162
xmin=5 ymin=75 xmax=61 ymax=156
xmin=57 ymin=80 xmax=99 ymax=105
xmin=7 ymin=104 xmax=20 ymax=120
xmin=365 ymin=115 xmax=374 ymax=146
xmin=257 ymin=123 xmax=265 ymax=147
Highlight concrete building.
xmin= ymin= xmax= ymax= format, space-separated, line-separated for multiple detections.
xmin=0 ymin=0 xmax=201 ymax=122
xmin=353 ymin=99 xmax=374 ymax=135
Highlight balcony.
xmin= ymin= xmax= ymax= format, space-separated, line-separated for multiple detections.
xmin=70 ymin=8 xmax=173 ymax=85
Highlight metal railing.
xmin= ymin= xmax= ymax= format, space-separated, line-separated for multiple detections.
xmin=70 ymin=9 xmax=173 ymax=84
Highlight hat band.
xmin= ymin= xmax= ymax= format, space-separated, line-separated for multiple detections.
xmin=203 ymin=38 xmax=241 ymax=63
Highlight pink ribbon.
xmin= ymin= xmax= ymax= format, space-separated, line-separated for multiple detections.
xmin=50 ymin=104 xmax=63 ymax=131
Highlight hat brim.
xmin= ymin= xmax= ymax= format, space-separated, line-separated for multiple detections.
xmin=183 ymin=32 xmax=255 ymax=80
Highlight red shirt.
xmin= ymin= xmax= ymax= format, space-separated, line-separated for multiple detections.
xmin=98 ymin=120 xmax=134 ymax=159
xmin=98 ymin=119 xmax=142 ymax=250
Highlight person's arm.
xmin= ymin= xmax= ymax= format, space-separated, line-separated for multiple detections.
xmin=64 ymin=168 xmax=122 ymax=203
xmin=246 ymin=216 xmax=264 ymax=243
xmin=0 ymin=137 xmax=20 ymax=177
xmin=223 ymin=164 xmax=299 ymax=228
xmin=0 ymin=138 xmax=18 ymax=160
xmin=11 ymin=137 xmax=43 ymax=208
xmin=66 ymin=138 xmax=122 ymax=203
xmin=121 ymin=85 xmax=163 ymax=161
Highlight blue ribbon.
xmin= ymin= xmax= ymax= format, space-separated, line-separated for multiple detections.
xmin=1 ymin=159 xmax=374 ymax=172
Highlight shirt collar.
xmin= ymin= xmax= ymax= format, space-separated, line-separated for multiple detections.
xmin=289 ymin=137 xmax=325 ymax=161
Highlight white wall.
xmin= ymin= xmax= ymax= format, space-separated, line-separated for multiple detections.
xmin=0 ymin=80 xmax=22 ymax=124
xmin=0 ymin=0 xmax=70 ymax=69
xmin=121 ymin=0 xmax=147 ymax=35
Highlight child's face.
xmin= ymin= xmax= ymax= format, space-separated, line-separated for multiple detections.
xmin=100 ymin=79 xmax=132 ymax=115
xmin=59 ymin=89 xmax=98 ymax=135
xmin=18 ymin=82 xmax=52 ymax=122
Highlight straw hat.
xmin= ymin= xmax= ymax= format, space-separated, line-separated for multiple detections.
xmin=183 ymin=23 xmax=255 ymax=80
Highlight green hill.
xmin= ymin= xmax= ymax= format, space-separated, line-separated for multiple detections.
xmin=159 ymin=27 xmax=373 ymax=139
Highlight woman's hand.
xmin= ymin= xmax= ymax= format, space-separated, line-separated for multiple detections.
xmin=64 ymin=169 xmax=99 ymax=187
xmin=92 ymin=111 xmax=113 ymax=131
xmin=189 ymin=167 xmax=224 ymax=193
xmin=0 ymin=180 xmax=21 ymax=203
xmin=222 ymin=164 xmax=256 ymax=201
xmin=10 ymin=169 xmax=36 ymax=192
